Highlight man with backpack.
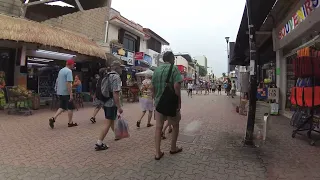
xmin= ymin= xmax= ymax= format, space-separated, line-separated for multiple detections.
xmin=89 ymin=68 xmax=107 ymax=124
xmin=95 ymin=61 xmax=123 ymax=151
xmin=152 ymin=51 xmax=183 ymax=160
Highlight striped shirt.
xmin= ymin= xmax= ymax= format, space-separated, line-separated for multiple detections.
xmin=152 ymin=63 xmax=182 ymax=106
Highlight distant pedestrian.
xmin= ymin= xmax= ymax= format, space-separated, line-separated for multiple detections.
xmin=231 ymin=80 xmax=236 ymax=98
xmin=49 ymin=59 xmax=77 ymax=129
xmin=152 ymin=51 xmax=183 ymax=160
xmin=89 ymin=68 xmax=107 ymax=124
xmin=211 ymin=83 xmax=216 ymax=93
xmin=187 ymin=81 xmax=193 ymax=98
xmin=217 ymin=84 xmax=222 ymax=95
xmin=137 ymin=74 xmax=154 ymax=128
xmin=95 ymin=61 xmax=123 ymax=151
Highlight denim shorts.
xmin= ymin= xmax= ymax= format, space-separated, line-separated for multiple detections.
xmin=103 ymin=106 xmax=118 ymax=120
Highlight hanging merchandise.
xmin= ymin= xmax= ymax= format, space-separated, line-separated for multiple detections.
xmin=0 ymin=71 xmax=6 ymax=109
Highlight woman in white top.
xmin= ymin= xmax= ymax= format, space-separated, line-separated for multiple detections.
xmin=137 ymin=75 xmax=154 ymax=128
xmin=187 ymin=81 xmax=193 ymax=98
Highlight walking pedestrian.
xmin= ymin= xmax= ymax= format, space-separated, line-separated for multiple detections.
xmin=152 ymin=51 xmax=183 ymax=160
xmin=211 ymin=83 xmax=216 ymax=93
xmin=95 ymin=61 xmax=123 ymax=151
xmin=231 ymin=80 xmax=236 ymax=98
xmin=49 ymin=59 xmax=77 ymax=129
xmin=89 ymin=68 xmax=107 ymax=124
xmin=137 ymin=74 xmax=154 ymax=128
xmin=217 ymin=84 xmax=222 ymax=95
xmin=187 ymin=81 xmax=193 ymax=98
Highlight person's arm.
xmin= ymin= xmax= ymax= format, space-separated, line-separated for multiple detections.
xmin=66 ymin=71 xmax=73 ymax=99
xmin=173 ymin=67 xmax=183 ymax=110
xmin=112 ymin=76 xmax=122 ymax=110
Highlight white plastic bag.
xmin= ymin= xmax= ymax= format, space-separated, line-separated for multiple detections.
xmin=115 ymin=115 xmax=130 ymax=139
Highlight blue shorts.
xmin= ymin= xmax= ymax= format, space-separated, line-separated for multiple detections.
xmin=103 ymin=106 xmax=118 ymax=120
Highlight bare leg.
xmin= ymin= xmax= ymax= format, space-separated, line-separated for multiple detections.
xmin=155 ymin=112 xmax=164 ymax=158
xmin=147 ymin=111 xmax=153 ymax=125
xmin=139 ymin=111 xmax=146 ymax=122
xmin=53 ymin=108 xmax=64 ymax=119
xmin=171 ymin=122 xmax=180 ymax=152
xmin=67 ymin=110 xmax=73 ymax=123
xmin=98 ymin=119 xmax=112 ymax=141
xmin=92 ymin=107 xmax=101 ymax=118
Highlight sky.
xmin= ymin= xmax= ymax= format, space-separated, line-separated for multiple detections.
xmin=111 ymin=0 xmax=246 ymax=77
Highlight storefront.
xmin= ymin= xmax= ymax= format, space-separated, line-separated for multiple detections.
xmin=0 ymin=14 xmax=107 ymax=110
xmin=274 ymin=0 xmax=320 ymax=114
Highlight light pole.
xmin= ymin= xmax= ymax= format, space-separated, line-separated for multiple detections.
xmin=194 ymin=60 xmax=197 ymax=84
xmin=225 ymin=37 xmax=230 ymax=74
xmin=244 ymin=0 xmax=258 ymax=146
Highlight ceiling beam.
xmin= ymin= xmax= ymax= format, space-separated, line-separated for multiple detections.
xmin=25 ymin=0 xmax=60 ymax=7
xmin=246 ymin=31 xmax=272 ymax=35
xmin=74 ymin=0 xmax=84 ymax=11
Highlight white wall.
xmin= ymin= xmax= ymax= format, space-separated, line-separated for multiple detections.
xmin=107 ymin=23 xmax=119 ymax=44
xmin=140 ymin=39 xmax=147 ymax=53
xmin=175 ymin=56 xmax=188 ymax=67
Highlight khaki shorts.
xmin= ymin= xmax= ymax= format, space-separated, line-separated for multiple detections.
xmin=155 ymin=110 xmax=181 ymax=126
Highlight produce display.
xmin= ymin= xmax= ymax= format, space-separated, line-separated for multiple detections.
xmin=7 ymin=86 xmax=33 ymax=102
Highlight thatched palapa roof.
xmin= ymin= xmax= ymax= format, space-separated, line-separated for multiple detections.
xmin=0 ymin=14 xmax=106 ymax=59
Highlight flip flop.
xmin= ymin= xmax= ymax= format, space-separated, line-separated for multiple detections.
xmin=155 ymin=152 xmax=164 ymax=160
xmin=170 ymin=147 xmax=183 ymax=155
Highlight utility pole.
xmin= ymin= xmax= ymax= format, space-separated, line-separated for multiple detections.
xmin=244 ymin=0 xmax=258 ymax=146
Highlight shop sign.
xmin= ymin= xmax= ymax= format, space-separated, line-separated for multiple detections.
xmin=268 ymin=88 xmax=279 ymax=102
xmin=111 ymin=47 xmax=134 ymax=65
xmin=143 ymin=54 xmax=152 ymax=66
xmin=134 ymin=52 xmax=144 ymax=60
xmin=127 ymin=52 xmax=134 ymax=65
xmin=279 ymin=0 xmax=320 ymax=39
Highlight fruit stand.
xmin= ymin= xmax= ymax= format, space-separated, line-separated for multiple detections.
xmin=6 ymin=86 xmax=33 ymax=115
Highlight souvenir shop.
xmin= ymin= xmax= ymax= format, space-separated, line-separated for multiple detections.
xmin=274 ymin=0 xmax=320 ymax=145
xmin=25 ymin=49 xmax=105 ymax=103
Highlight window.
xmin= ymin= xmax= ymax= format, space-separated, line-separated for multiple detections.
xmin=123 ymin=34 xmax=136 ymax=52
xmin=147 ymin=37 xmax=161 ymax=53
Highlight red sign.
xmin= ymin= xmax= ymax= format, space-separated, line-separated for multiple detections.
xmin=177 ymin=65 xmax=185 ymax=73
xmin=134 ymin=52 xmax=144 ymax=60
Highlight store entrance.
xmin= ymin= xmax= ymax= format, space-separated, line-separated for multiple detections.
xmin=0 ymin=48 xmax=15 ymax=86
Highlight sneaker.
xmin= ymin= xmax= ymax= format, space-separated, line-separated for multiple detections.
xmin=49 ymin=118 xmax=55 ymax=129
xmin=95 ymin=143 xmax=109 ymax=151
xmin=90 ymin=117 xmax=96 ymax=124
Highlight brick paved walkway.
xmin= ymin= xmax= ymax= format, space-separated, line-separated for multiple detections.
xmin=0 ymin=92 xmax=319 ymax=180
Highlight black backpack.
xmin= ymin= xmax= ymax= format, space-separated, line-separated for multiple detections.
xmin=95 ymin=73 xmax=115 ymax=102
xmin=156 ymin=64 xmax=179 ymax=117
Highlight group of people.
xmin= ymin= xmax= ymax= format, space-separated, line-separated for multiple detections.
xmin=186 ymin=81 xmax=223 ymax=97
xmin=224 ymin=80 xmax=237 ymax=98
xmin=48 ymin=51 xmax=183 ymax=160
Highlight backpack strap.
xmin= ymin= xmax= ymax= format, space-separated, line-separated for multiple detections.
xmin=165 ymin=64 xmax=174 ymax=84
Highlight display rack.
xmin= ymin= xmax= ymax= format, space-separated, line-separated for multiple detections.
xmin=291 ymin=46 xmax=320 ymax=146
xmin=38 ymin=76 xmax=55 ymax=98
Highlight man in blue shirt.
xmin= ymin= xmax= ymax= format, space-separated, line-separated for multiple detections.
xmin=49 ymin=59 xmax=78 ymax=129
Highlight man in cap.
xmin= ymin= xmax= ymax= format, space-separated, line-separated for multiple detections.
xmin=95 ymin=61 xmax=123 ymax=151
xmin=49 ymin=59 xmax=78 ymax=129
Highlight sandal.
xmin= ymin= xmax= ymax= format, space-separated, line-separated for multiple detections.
xmin=68 ymin=122 xmax=78 ymax=127
xmin=49 ymin=117 xmax=55 ymax=129
xmin=136 ymin=121 xmax=141 ymax=128
xmin=168 ymin=128 xmax=172 ymax=133
xmin=170 ymin=147 xmax=183 ymax=155
xmin=90 ymin=117 xmax=96 ymax=124
xmin=155 ymin=152 xmax=164 ymax=160
xmin=147 ymin=124 xmax=154 ymax=127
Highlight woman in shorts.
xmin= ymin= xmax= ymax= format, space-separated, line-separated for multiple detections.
xmin=137 ymin=75 xmax=154 ymax=128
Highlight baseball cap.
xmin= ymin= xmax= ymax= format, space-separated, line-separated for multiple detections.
xmin=66 ymin=59 xmax=75 ymax=65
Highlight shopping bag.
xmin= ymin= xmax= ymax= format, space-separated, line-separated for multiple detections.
xmin=115 ymin=115 xmax=130 ymax=139
xmin=270 ymin=103 xmax=279 ymax=115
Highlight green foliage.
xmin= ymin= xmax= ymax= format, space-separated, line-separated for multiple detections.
xmin=198 ymin=65 xmax=207 ymax=77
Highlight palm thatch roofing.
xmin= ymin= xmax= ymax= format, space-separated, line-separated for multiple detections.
xmin=0 ymin=14 xmax=106 ymax=59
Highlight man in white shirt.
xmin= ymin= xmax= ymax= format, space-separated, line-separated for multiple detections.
xmin=187 ymin=82 xmax=193 ymax=98
xmin=231 ymin=80 xmax=236 ymax=98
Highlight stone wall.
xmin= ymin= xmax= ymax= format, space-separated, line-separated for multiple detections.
xmin=42 ymin=7 xmax=110 ymax=44
xmin=0 ymin=0 xmax=22 ymax=17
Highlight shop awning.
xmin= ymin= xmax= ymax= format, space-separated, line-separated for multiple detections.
xmin=0 ymin=14 xmax=106 ymax=59
xmin=230 ymin=0 xmax=277 ymax=65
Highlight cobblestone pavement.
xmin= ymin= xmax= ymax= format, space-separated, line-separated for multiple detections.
xmin=0 ymin=91 xmax=319 ymax=180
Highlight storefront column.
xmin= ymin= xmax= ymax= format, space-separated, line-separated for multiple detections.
xmin=14 ymin=46 xmax=27 ymax=88
xmin=276 ymin=49 xmax=286 ymax=110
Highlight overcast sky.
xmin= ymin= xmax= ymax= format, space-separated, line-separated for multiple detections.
xmin=112 ymin=0 xmax=246 ymax=77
